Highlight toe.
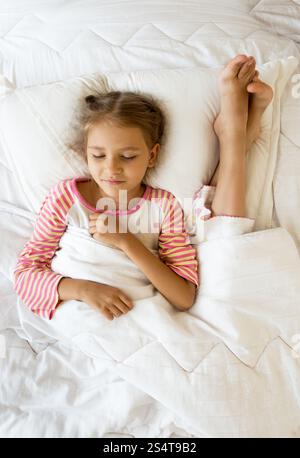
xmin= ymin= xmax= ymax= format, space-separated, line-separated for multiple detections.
xmin=247 ymin=81 xmax=273 ymax=102
xmin=247 ymin=65 xmax=257 ymax=83
xmin=247 ymin=81 xmax=263 ymax=94
xmin=247 ymin=80 xmax=271 ymax=95
xmin=238 ymin=58 xmax=255 ymax=80
xmin=223 ymin=54 xmax=249 ymax=78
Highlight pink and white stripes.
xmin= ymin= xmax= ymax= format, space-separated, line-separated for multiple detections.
xmin=14 ymin=180 xmax=74 ymax=319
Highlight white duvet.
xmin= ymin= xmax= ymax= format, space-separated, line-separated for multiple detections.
xmin=12 ymin=214 xmax=300 ymax=437
xmin=2 ymin=0 xmax=300 ymax=439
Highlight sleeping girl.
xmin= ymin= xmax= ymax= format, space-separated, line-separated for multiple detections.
xmin=13 ymin=54 xmax=273 ymax=322
xmin=13 ymin=86 xmax=199 ymax=321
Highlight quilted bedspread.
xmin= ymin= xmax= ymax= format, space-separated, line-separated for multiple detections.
xmin=1 ymin=0 xmax=300 ymax=438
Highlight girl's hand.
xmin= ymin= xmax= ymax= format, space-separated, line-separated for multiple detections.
xmin=88 ymin=212 xmax=134 ymax=250
xmin=80 ymin=280 xmax=134 ymax=321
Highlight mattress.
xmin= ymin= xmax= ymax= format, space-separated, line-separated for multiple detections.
xmin=1 ymin=0 xmax=300 ymax=438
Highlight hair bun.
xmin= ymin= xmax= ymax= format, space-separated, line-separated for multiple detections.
xmin=85 ymin=95 xmax=99 ymax=110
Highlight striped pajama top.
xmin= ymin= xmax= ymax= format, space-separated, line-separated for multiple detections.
xmin=13 ymin=176 xmax=199 ymax=320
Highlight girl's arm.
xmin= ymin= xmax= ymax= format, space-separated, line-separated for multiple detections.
xmin=13 ymin=180 xmax=75 ymax=320
xmin=120 ymin=235 xmax=196 ymax=311
xmin=88 ymin=192 xmax=199 ymax=311
xmin=121 ymin=193 xmax=198 ymax=311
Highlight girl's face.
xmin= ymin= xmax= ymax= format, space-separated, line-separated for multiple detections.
xmin=86 ymin=121 xmax=160 ymax=200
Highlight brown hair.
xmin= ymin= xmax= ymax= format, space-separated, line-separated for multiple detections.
xmin=67 ymin=90 xmax=168 ymax=180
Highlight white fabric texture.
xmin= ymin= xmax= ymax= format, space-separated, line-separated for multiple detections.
xmin=7 ymin=201 xmax=300 ymax=438
xmin=1 ymin=0 xmax=300 ymax=438
xmin=251 ymin=0 xmax=300 ymax=43
xmin=20 ymin=214 xmax=300 ymax=366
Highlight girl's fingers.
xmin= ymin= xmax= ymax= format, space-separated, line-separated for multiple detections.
xmin=109 ymin=304 xmax=124 ymax=317
xmin=89 ymin=213 xmax=107 ymax=223
xmin=114 ymin=298 xmax=131 ymax=314
xmin=118 ymin=293 xmax=133 ymax=309
xmin=90 ymin=216 xmax=107 ymax=224
xmin=88 ymin=222 xmax=97 ymax=234
xmin=89 ymin=213 xmax=101 ymax=220
xmin=89 ymin=217 xmax=108 ymax=234
xmin=103 ymin=308 xmax=114 ymax=320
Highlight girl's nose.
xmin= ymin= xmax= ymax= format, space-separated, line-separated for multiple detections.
xmin=106 ymin=158 xmax=122 ymax=175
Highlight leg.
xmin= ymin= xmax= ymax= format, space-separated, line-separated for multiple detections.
xmin=209 ymin=63 xmax=273 ymax=188
xmin=209 ymin=128 xmax=254 ymax=187
xmin=210 ymin=55 xmax=255 ymax=217
xmin=212 ymin=128 xmax=247 ymax=217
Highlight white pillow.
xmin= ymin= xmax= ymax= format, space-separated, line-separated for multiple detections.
xmin=0 ymin=57 xmax=298 ymax=229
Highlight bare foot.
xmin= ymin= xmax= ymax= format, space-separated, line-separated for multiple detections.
xmin=209 ymin=55 xmax=256 ymax=186
xmin=214 ymin=54 xmax=256 ymax=139
xmin=246 ymin=73 xmax=274 ymax=150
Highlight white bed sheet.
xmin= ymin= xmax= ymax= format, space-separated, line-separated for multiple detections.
xmin=0 ymin=273 xmax=200 ymax=439
xmin=1 ymin=0 xmax=300 ymax=438
xmin=1 ymin=208 xmax=300 ymax=438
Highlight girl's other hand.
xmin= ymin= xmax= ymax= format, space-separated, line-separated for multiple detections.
xmin=79 ymin=280 xmax=134 ymax=320
xmin=88 ymin=212 xmax=134 ymax=250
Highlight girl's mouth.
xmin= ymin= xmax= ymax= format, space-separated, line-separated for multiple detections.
xmin=102 ymin=179 xmax=125 ymax=185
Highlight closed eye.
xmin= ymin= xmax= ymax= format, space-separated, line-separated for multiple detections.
xmin=92 ymin=155 xmax=137 ymax=160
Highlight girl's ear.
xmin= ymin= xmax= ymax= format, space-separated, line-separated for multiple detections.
xmin=148 ymin=143 xmax=160 ymax=168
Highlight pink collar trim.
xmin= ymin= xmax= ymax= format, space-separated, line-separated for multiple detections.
xmin=70 ymin=176 xmax=151 ymax=215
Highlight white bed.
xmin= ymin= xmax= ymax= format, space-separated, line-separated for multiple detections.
xmin=1 ymin=0 xmax=300 ymax=438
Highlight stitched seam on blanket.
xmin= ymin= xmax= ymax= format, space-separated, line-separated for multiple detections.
xmin=66 ymin=335 xmax=297 ymax=372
